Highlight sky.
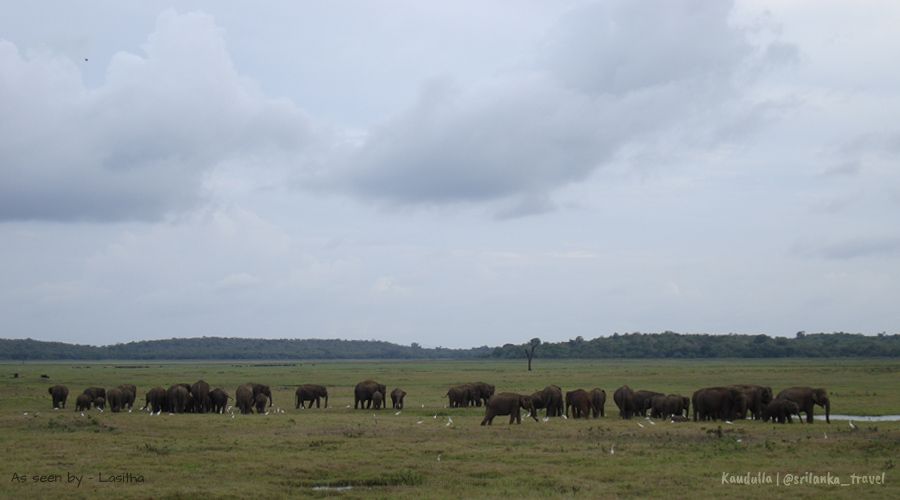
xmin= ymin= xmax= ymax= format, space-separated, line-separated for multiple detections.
xmin=1 ymin=1 xmax=898 ymax=348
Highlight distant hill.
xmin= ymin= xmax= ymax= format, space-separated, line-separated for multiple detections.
xmin=0 ymin=332 xmax=897 ymax=360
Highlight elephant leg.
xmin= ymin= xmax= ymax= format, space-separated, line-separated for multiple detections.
xmin=806 ymin=407 xmax=813 ymax=424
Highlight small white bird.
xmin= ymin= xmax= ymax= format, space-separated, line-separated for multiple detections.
xmin=265 ymin=411 xmax=270 ymax=416
xmin=421 ymin=404 xmax=425 ymax=408
xmin=437 ymin=454 xmax=442 ymax=462
xmin=849 ymin=420 xmax=857 ymax=430
xmin=823 ymin=432 xmax=828 ymax=439
xmin=416 ymin=420 xmax=423 ymax=424
xmin=725 ymin=421 xmax=733 ymax=425
xmin=525 ymin=411 xmax=531 ymax=418
xmin=637 ymin=422 xmax=644 ymax=428
xmin=231 ymin=414 xmax=235 ymax=420
xmin=562 ymin=415 xmax=568 ymax=420
xmin=345 ymin=405 xmax=351 ymax=408
xmin=395 ymin=411 xmax=401 ymax=416
xmin=736 ymin=439 xmax=742 ymax=443
xmin=227 ymin=406 xmax=232 ymax=412
xmin=433 ymin=414 xmax=437 ymax=419
xmin=648 ymin=420 xmax=655 ymax=426
xmin=609 ymin=445 xmax=615 ymax=455
xmin=128 ymin=409 xmax=132 ymax=413
xmin=447 ymin=417 xmax=453 ymax=424
xmin=80 ymin=412 xmax=85 ymax=417
xmin=542 ymin=417 xmax=549 ymax=423
xmin=23 ymin=412 xmax=28 ymax=416
xmin=98 ymin=408 xmax=104 ymax=413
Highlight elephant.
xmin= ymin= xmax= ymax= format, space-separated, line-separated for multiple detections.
xmin=142 ymin=387 xmax=167 ymax=413
xmin=613 ymin=385 xmax=636 ymax=419
xmin=209 ymin=388 xmax=230 ymax=414
xmin=776 ymin=387 xmax=830 ymax=423
xmin=651 ymin=394 xmax=689 ymax=419
xmin=235 ymin=384 xmax=254 ymax=415
xmin=93 ymin=397 xmax=106 ymax=410
xmin=391 ymin=388 xmax=406 ymax=410
xmin=166 ymin=385 xmax=190 ymax=413
xmin=481 ymin=393 xmax=537 ymax=425
xmin=254 ymin=393 xmax=269 ymax=414
xmin=82 ymin=387 xmax=106 ymax=404
xmin=372 ymin=391 xmax=384 ymax=410
xmin=692 ymin=387 xmax=747 ymax=422
xmin=355 ymin=380 xmax=387 ymax=409
xmin=295 ymin=384 xmax=329 ymax=409
xmin=191 ymin=380 xmax=211 ymax=413
xmin=633 ymin=390 xmax=664 ymax=417
xmin=730 ymin=385 xmax=773 ymax=420
xmin=566 ymin=389 xmax=592 ymax=419
xmin=590 ymin=388 xmax=606 ymax=418
xmin=467 ymin=382 xmax=496 ymax=407
xmin=75 ymin=393 xmax=92 ymax=411
xmin=106 ymin=388 xmax=125 ymax=413
xmin=249 ymin=383 xmax=273 ymax=408
xmin=48 ymin=385 xmax=69 ymax=409
xmin=446 ymin=385 xmax=473 ymax=408
xmin=763 ymin=399 xmax=802 ymax=423
xmin=118 ymin=384 xmax=137 ymax=410
xmin=531 ymin=385 xmax=564 ymax=417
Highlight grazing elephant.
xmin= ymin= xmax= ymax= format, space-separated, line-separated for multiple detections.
xmin=776 ymin=387 xmax=830 ymax=423
xmin=93 ymin=397 xmax=106 ymax=410
xmin=295 ymin=384 xmax=329 ymax=409
xmin=446 ymin=385 xmax=473 ymax=408
xmin=354 ymin=380 xmax=387 ymax=409
xmin=106 ymin=388 xmax=125 ymax=413
xmin=692 ymin=387 xmax=747 ymax=422
xmin=651 ymin=394 xmax=689 ymax=419
xmin=391 ymin=388 xmax=406 ymax=410
xmin=531 ymin=385 xmax=564 ymax=417
xmin=48 ymin=385 xmax=69 ymax=409
xmin=372 ymin=391 xmax=384 ymax=410
xmin=481 ymin=393 xmax=537 ymax=425
xmin=590 ymin=388 xmax=606 ymax=418
xmin=235 ymin=384 xmax=254 ymax=415
xmin=468 ymin=382 xmax=496 ymax=407
xmin=142 ymin=387 xmax=167 ymax=413
xmin=166 ymin=385 xmax=190 ymax=413
xmin=763 ymin=399 xmax=802 ymax=423
xmin=191 ymin=380 xmax=211 ymax=413
xmin=254 ymin=394 xmax=269 ymax=414
xmin=209 ymin=388 xmax=230 ymax=414
xmin=82 ymin=387 xmax=106 ymax=404
xmin=118 ymin=384 xmax=137 ymax=410
xmin=613 ymin=385 xmax=636 ymax=419
xmin=75 ymin=393 xmax=92 ymax=411
xmin=633 ymin=390 xmax=664 ymax=417
xmin=566 ymin=389 xmax=592 ymax=419
xmin=730 ymin=385 xmax=773 ymax=420
xmin=249 ymin=383 xmax=273 ymax=408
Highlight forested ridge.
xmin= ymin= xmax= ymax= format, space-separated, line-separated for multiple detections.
xmin=1 ymin=332 xmax=897 ymax=360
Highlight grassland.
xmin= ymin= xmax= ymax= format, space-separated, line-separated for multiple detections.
xmin=1 ymin=358 xmax=898 ymax=498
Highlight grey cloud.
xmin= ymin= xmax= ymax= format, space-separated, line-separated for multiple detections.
xmin=818 ymin=236 xmax=900 ymax=260
xmin=329 ymin=0 xmax=786 ymax=211
xmin=0 ymin=10 xmax=315 ymax=222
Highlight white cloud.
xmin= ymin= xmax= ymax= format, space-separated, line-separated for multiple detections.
xmin=0 ymin=10 xmax=318 ymax=222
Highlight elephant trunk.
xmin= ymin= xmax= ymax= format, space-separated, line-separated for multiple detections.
xmin=825 ymin=399 xmax=830 ymax=424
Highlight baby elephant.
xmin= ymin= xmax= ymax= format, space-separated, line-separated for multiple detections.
xmin=391 ymin=388 xmax=406 ymax=410
xmin=75 ymin=393 xmax=92 ymax=411
xmin=481 ymin=393 xmax=538 ymax=425
xmin=372 ymin=391 xmax=384 ymax=410
xmin=254 ymin=394 xmax=268 ymax=414
xmin=763 ymin=399 xmax=801 ymax=424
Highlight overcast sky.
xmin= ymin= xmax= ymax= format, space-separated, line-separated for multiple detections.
xmin=1 ymin=1 xmax=898 ymax=348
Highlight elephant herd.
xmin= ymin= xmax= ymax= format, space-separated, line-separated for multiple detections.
xmin=46 ymin=379 xmax=831 ymax=425
xmin=611 ymin=384 xmax=830 ymax=424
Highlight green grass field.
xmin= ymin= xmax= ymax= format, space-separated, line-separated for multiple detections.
xmin=1 ymin=359 xmax=897 ymax=498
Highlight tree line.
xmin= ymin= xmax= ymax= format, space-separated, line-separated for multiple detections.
xmin=0 ymin=331 xmax=897 ymax=361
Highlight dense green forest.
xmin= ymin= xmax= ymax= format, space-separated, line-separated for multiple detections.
xmin=1 ymin=332 xmax=897 ymax=360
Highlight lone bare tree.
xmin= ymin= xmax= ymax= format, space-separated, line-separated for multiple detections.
xmin=525 ymin=338 xmax=541 ymax=371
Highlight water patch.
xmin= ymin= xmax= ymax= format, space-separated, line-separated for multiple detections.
xmin=815 ymin=414 xmax=900 ymax=422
